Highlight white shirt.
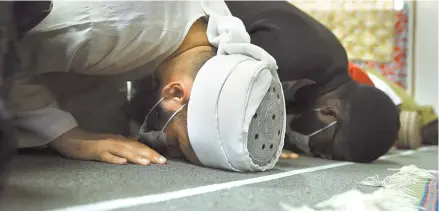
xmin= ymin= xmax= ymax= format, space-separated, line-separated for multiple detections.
xmin=6 ymin=0 xmax=232 ymax=148
xmin=366 ymin=72 xmax=403 ymax=106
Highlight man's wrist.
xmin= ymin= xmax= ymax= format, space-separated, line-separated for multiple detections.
xmin=50 ymin=126 xmax=93 ymax=147
xmin=48 ymin=126 xmax=92 ymax=160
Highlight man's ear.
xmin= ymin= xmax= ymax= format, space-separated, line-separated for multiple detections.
xmin=160 ymin=81 xmax=190 ymax=112
xmin=319 ymin=105 xmax=337 ymax=116
xmin=316 ymin=103 xmax=340 ymax=124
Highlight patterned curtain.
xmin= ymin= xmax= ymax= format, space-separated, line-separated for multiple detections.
xmin=352 ymin=6 xmax=410 ymax=88
xmin=289 ymin=0 xmax=410 ymax=88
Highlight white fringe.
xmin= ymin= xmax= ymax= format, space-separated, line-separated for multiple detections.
xmin=279 ymin=165 xmax=437 ymax=211
xmin=360 ymin=165 xmax=436 ymax=188
xmin=360 ymin=165 xmax=437 ymax=198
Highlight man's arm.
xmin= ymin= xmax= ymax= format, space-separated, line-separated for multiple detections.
xmin=2 ymin=71 xmax=79 ymax=148
xmin=2 ymin=70 xmax=167 ymax=165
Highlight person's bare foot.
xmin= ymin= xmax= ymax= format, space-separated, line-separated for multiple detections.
xmin=280 ymin=149 xmax=300 ymax=159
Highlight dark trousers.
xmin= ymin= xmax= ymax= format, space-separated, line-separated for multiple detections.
xmin=0 ymin=0 xmax=18 ymax=188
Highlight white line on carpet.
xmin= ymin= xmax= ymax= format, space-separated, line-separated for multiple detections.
xmin=54 ymin=147 xmax=436 ymax=211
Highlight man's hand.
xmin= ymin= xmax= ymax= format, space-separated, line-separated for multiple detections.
xmin=49 ymin=127 xmax=166 ymax=165
xmin=280 ymin=149 xmax=299 ymax=159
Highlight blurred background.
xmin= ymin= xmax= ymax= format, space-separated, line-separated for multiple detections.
xmin=289 ymin=0 xmax=438 ymax=112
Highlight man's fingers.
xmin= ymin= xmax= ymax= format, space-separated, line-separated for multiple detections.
xmin=280 ymin=153 xmax=299 ymax=159
xmin=108 ymin=145 xmax=151 ymax=166
xmin=134 ymin=142 xmax=167 ymax=164
xmin=98 ymin=152 xmax=128 ymax=165
xmin=96 ymin=138 xmax=166 ymax=165
xmin=280 ymin=152 xmax=290 ymax=159
xmin=280 ymin=150 xmax=300 ymax=159
xmin=287 ymin=152 xmax=300 ymax=159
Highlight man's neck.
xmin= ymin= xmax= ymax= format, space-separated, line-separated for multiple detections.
xmin=158 ymin=17 xmax=215 ymax=85
xmin=168 ymin=18 xmax=213 ymax=60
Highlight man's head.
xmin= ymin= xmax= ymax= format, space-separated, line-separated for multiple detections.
xmin=288 ymin=81 xmax=400 ymax=162
xmin=130 ymin=50 xmax=216 ymax=166
xmin=127 ymin=17 xmax=216 ymax=164
xmin=130 ymin=14 xmax=286 ymax=172
xmin=153 ymin=49 xmax=216 ymax=165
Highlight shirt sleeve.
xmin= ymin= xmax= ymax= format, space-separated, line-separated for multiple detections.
xmin=2 ymin=71 xmax=78 ymax=148
xmin=367 ymin=73 xmax=403 ymax=106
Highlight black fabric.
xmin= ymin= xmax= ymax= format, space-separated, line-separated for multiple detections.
xmin=332 ymin=85 xmax=400 ymax=162
xmin=13 ymin=1 xmax=53 ymax=39
xmin=422 ymin=120 xmax=438 ymax=145
xmin=0 ymin=109 xmax=15 ymax=189
xmin=0 ymin=0 xmax=18 ymax=190
xmin=226 ymin=0 xmax=352 ymax=99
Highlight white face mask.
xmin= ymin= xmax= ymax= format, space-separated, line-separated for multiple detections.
xmin=286 ymin=108 xmax=337 ymax=157
xmin=137 ymin=97 xmax=186 ymax=155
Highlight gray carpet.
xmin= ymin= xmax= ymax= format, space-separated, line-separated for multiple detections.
xmin=0 ymin=146 xmax=437 ymax=211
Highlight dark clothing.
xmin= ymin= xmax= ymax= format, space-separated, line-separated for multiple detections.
xmin=0 ymin=1 xmax=52 ymax=186
xmin=0 ymin=0 xmax=19 ymax=188
xmin=225 ymin=1 xmax=352 ymax=106
xmin=13 ymin=1 xmax=53 ymax=39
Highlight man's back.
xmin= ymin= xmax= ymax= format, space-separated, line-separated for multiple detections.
xmin=17 ymin=1 xmax=212 ymax=77
xmin=226 ymin=1 xmax=351 ymax=95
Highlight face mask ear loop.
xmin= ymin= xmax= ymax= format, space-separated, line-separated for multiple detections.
xmin=160 ymin=103 xmax=187 ymax=132
xmin=145 ymin=97 xmax=164 ymax=122
xmin=140 ymin=97 xmax=164 ymax=138
xmin=308 ymin=121 xmax=337 ymax=137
